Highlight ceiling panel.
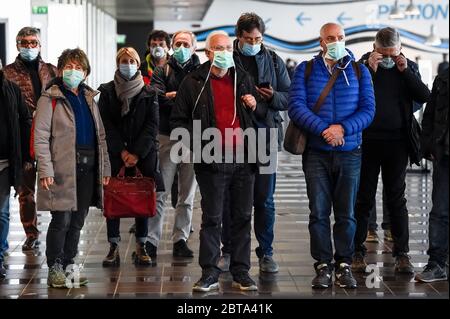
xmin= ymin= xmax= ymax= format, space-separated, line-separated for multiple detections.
xmin=90 ymin=0 xmax=365 ymax=22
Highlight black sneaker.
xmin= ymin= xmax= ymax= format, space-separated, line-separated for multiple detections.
xmin=173 ymin=240 xmax=194 ymax=258
xmin=0 ymin=262 xmax=6 ymax=279
xmin=335 ymin=263 xmax=357 ymax=289
xmin=145 ymin=241 xmax=157 ymax=258
xmin=193 ymin=274 xmax=219 ymax=292
xmin=415 ymin=263 xmax=447 ymax=283
xmin=22 ymin=237 xmax=40 ymax=251
xmin=231 ymin=272 xmax=257 ymax=291
xmin=312 ymin=263 xmax=332 ymax=289
xmin=395 ymin=254 xmax=415 ymax=274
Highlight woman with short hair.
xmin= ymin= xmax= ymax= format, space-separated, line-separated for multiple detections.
xmin=34 ymin=48 xmax=111 ymax=288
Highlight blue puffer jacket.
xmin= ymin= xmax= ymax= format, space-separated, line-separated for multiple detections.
xmin=288 ymin=49 xmax=375 ymax=152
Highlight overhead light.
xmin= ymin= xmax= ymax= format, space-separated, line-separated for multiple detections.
xmin=175 ymin=13 xmax=183 ymax=20
xmin=425 ymin=25 xmax=442 ymax=46
xmin=389 ymin=0 xmax=405 ymax=19
xmin=405 ymin=0 xmax=420 ymax=16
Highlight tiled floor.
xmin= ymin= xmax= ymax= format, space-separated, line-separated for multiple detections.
xmin=0 ymin=153 xmax=448 ymax=299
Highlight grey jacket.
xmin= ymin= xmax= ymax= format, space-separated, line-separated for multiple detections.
xmin=34 ymin=83 xmax=111 ymax=212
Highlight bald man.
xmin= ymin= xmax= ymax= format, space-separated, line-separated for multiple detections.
xmin=171 ymin=31 xmax=269 ymax=292
xmin=288 ymin=22 xmax=375 ymax=289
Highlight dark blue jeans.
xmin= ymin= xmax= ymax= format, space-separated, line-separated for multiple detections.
xmin=0 ymin=168 xmax=10 ymax=263
xmin=254 ymin=172 xmax=276 ymax=258
xmin=302 ymin=148 xmax=361 ymax=267
xmin=428 ymin=155 xmax=449 ymax=267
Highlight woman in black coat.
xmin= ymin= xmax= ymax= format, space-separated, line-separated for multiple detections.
xmin=98 ymin=47 xmax=162 ymax=266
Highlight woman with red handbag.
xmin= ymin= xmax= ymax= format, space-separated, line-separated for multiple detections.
xmin=98 ymin=47 xmax=163 ymax=267
xmin=34 ymin=48 xmax=111 ymax=288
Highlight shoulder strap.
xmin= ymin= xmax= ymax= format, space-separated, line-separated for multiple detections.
xmin=304 ymin=59 xmax=314 ymax=82
xmin=269 ymin=50 xmax=278 ymax=71
xmin=351 ymin=61 xmax=361 ymax=80
xmin=312 ymin=68 xmax=342 ymax=113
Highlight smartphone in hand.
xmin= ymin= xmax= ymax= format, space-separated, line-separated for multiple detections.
xmin=257 ymin=82 xmax=271 ymax=89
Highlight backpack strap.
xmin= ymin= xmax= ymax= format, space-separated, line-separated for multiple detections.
xmin=351 ymin=61 xmax=361 ymax=80
xmin=304 ymin=59 xmax=314 ymax=82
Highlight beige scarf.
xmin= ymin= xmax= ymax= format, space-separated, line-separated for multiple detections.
xmin=114 ymin=70 xmax=145 ymax=117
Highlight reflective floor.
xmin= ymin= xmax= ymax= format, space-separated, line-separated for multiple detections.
xmin=0 ymin=153 xmax=448 ymax=299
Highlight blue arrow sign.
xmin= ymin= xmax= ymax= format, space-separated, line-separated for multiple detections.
xmin=296 ymin=12 xmax=312 ymax=26
xmin=337 ymin=12 xmax=352 ymax=25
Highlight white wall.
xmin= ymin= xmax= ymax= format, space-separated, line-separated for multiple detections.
xmin=1 ymin=0 xmax=116 ymax=89
xmin=0 ymin=0 xmax=32 ymax=65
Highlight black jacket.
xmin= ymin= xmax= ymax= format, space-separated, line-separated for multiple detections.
xmin=0 ymin=70 xmax=32 ymax=189
xmin=421 ymin=70 xmax=449 ymax=162
xmin=233 ymin=40 xmax=291 ymax=149
xmin=170 ymin=61 xmax=264 ymax=172
xmin=151 ymin=54 xmax=201 ymax=135
xmin=97 ymin=81 xmax=164 ymax=191
xmin=359 ymin=52 xmax=430 ymax=165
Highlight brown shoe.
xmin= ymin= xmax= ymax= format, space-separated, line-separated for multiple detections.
xmin=395 ymin=254 xmax=415 ymax=274
xmin=102 ymin=243 xmax=120 ymax=267
xmin=133 ymin=243 xmax=152 ymax=265
xmin=22 ymin=237 xmax=40 ymax=251
xmin=351 ymin=253 xmax=368 ymax=273
xmin=366 ymin=230 xmax=379 ymax=243
xmin=384 ymin=229 xmax=394 ymax=242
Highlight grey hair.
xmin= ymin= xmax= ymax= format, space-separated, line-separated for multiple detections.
xmin=205 ymin=30 xmax=229 ymax=50
xmin=172 ymin=30 xmax=198 ymax=49
xmin=16 ymin=27 xmax=41 ymax=43
xmin=375 ymin=27 xmax=401 ymax=48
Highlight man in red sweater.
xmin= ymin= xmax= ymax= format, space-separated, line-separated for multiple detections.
xmin=171 ymin=31 xmax=268 ymax=292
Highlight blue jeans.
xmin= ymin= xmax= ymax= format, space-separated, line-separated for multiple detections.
xmin=254 ymin=172 xmax=276 ymax=258
xmin=0 ymin=168 xmax=11 ymax=263
xmin=302 ymin=148 xmax=361 ymax=267
xmin=428 ymin=155 xmax=449 ymax=267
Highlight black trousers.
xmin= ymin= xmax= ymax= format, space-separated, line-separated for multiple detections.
xmin=195 ymin=163 xmax=255 ymax=278
xmin=46 ymin=162 xmax=95 ymax=267
xmin=354 ymin=139 xmax=410 ymax=257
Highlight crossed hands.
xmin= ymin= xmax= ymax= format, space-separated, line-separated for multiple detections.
xmin=322 ymin=124 xmax=345 ymax=147
xmin=121 ymin=150 xmax=139 ymax=168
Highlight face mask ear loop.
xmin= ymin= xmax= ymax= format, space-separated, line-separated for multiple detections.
xmin=192 ymin=63 xmax=212 ymax=118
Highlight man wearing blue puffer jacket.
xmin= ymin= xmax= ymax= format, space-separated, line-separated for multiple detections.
xmin=288 ymin=22 xmax=375 ymax=289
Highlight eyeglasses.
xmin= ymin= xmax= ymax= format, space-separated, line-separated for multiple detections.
xmin=17 ymin=40 xmax=40 ymax=48
xmin=242 ymin=36 xmax=263 ymax=45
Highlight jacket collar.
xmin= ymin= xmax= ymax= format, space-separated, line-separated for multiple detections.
xmin=167 ymin=53 xmax=201 ymax=72
xmin=43 ymin=78 xmax=99 ymax=100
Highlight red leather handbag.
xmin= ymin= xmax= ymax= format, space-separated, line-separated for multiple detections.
xmin=103 ymin=166 xmax=156 ymax=219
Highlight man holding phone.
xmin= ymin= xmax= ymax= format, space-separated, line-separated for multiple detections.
xmin=218 ymin=12 xmax=290 ymax=274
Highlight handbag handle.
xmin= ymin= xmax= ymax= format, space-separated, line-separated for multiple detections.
xmin=117 ymin=166 xmax=144 ymax=179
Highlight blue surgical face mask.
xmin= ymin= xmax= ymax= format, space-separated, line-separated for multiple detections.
xmin=119 ymin=63 xmax=138 ymax=80
xmin=19 ymin=47 xmax=40 ymax=61
xmin=63 ymin=69 xmax=85 ymax=89
xmin=379 ymin=57 xmax=396 ymax=69
xmin=241 ymin=42 xmax=261 ymax=56
xmin=324 ymin=41 xmax=348 ymax=61
xmin=212 ymin=50 xmax=235 ymax=70
xmin=173 ymin=47 xmax=192 ymax=64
